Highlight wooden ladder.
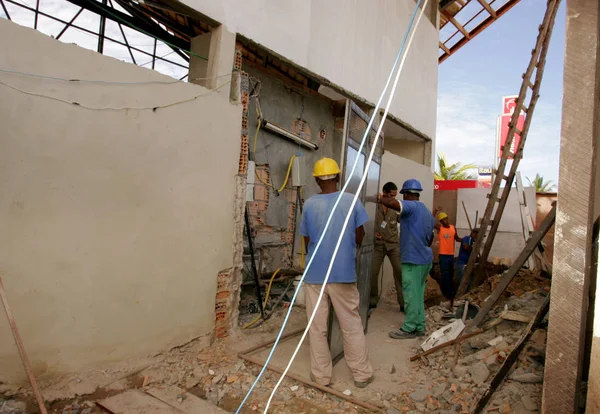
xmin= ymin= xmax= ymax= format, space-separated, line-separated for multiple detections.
xmin=456 ymin=0 xmax=562 ymax=296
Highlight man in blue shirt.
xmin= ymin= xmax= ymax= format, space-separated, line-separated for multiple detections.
xmin=299 ymin=157 xmax=374 ymax=388
xmin=456 ymin=228 xmax=479 ymax=289
xmin=379 ymin=179 xmax=435 ymax=339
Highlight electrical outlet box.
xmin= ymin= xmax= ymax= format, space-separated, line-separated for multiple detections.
xmin=291 ymin=156 xmax=306 ymax=187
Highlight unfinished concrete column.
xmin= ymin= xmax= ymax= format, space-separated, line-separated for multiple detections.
xmin=189 ymin=25 xmax=236 ymax=94
xmin=542 ymin=0 xmax=600 ymax=412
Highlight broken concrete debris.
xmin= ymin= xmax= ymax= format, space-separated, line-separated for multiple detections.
xmin=0 ymin=399 xmax=27 ymax=414
xmin=469 ymin=362 xmax=491 ymax=385
xmin=405 ymin=269 xmax=550 ymax=413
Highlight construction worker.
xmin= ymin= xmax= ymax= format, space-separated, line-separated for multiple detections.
xmin=455 ymin=227 xmax=479 ymax=290
xmin=435 ymin=212 xmax=462 ymax=305
xmin=378 ymin=179 xmax=435 ymax=339
xmin=299 ymin=157 xmax=375 ymax=388
xmin=369 ymin=181 xmax=404 ymax=312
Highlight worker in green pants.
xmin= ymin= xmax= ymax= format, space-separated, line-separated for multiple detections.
xmin=379 ymin=179 xmax=435 ymax=338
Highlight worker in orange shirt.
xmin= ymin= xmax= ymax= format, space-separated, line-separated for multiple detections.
xmin=436 ymin=212 xmax=462 ymax=306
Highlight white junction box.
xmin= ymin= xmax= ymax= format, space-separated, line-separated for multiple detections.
xmin=246 ymin=161 xmax=255 ymax=202
xmin=291 ymin=156 xmax=306 ymax=187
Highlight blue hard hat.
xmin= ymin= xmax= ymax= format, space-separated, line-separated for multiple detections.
xmin=400 ymin=179 xmax=423 ymax=194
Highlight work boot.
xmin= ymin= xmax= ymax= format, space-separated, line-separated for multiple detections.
xmin=389 ymin=329 xmax=419 ymax=340
xmin=354 ymin=375 xmax=375 ymax=389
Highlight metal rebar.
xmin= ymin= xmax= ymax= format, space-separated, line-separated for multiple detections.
xmin=55 ymin=7 xmax=83 ymax=40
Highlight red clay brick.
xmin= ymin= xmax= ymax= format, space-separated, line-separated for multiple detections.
xmin=215 ymin=291 xmax=230 ymax=301
xmin=254 ymin=184 xmax=269 ymax=201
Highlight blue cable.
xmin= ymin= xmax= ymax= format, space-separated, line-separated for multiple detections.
xmin=236 ymin=3 xmax=423 ymax=411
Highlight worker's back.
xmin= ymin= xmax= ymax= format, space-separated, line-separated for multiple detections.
xmin=399 ymin=200 xmax=434 ymax=265
xmin=300 ymin=191 xmax=368 ymax=284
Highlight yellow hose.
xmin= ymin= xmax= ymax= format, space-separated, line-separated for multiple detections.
xmin=243 ymin=268 xmax=281 ymax=329
xmin=254 ymin=155 xmax=296 ymax=194
xmin=252 ymin=106 xmax=261 ymax=155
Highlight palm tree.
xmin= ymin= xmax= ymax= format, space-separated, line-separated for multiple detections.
xmin=527 ymin=173 xmax=555 ymax=193
xmin=435 ymin=153 xmax=477 ymax=180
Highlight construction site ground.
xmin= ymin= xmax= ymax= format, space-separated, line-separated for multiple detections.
xmin=0 ymin=268 xmax=550 ymax=414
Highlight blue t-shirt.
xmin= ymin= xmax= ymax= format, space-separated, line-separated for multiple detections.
xmin=457 ymin=235 xmax=474 ymax=264
xmin=399 ymin=200 xmax=435 ymax=265
xmin=300 ymin=192 xmax=369 ymax=284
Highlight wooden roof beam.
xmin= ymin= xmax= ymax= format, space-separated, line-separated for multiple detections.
xmin=477 ymin=0 xmax=497 ymax=18
xmin=442 ymin=11 xmax=470 ymax=39
xmin=439 ymin=41 xmax=451 ymax=55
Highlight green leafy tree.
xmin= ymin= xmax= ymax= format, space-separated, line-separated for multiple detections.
xmin=527 ymin=173 xmax=555 ymax=193
xmin=434 ymin=153 xmax=476 ymax=180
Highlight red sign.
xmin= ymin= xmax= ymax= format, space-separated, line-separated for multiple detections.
xmin=499 ymin=96 xmax=525 ymax=159
xmin=434 ymin=180 xmax=479 ymax=191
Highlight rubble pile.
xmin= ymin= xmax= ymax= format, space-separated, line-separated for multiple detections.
xmin=129 ymin=339 xmax=368 ymax=414
xmin=463 ymin=269 xmax=551 ymax=308
xmin=394 ymin=282 xmax=549 ymax=413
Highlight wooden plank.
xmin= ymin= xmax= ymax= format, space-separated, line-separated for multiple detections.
xmin=499 ymin=310 xmax=532 ymax=323
xmin=469 ymin=203 xmax=556 ymax=328
xmin=515 ymin=172 xmax=536 ymax=269
xmin=238 ymin=353 xmax=381 ymax=412
xmin=0 ymin=277 xmax=47 ymax=414
xmin=146 ymin=385 xmax=229 ymax=414
xmin=472 ymin=296 xmax=549 ymax=413
xmin=98 ymin=389 xmax=184 ymax=414
xmin=545 ymin=0 xmax=600 ymax=411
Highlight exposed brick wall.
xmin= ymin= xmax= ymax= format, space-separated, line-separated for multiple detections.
xmin=214 ymin=268 xmax=233 ymax=339
xmin=246 ymin=164 xmax=299 ymax=271
xmin=213 ymin=45 xmax=249 ymax=339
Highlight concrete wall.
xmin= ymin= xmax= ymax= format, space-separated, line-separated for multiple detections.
xmin=378 ymin=151 xmax=434 ymax=299
xmin=0 ymin=20 xmax=241 ymax=382
xmin=182 ymin=0 xmax=439 ymax=140
xmin=384 ymin=139 xmax=426 ymax=164
xmin=456 ymin=187 xmax=537 ymax=261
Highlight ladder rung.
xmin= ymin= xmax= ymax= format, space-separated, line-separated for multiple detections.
xmin=515 ymin=129 xmax=523 ymax=136
xmin=486 ymin=193 xmax=501 ymax=202
xmin=521 ymin=73 xmax=535 ymax=89
xmin=503 ymin=175 xmax=510 ymax=181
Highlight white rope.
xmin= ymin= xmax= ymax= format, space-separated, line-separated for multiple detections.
xmin=263 ymin=1 xmax=429 ymax=411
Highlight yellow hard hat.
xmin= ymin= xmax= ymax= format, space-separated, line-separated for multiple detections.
xmin=313 ymin=157 xmax=341 ymax=178
xmin=437 ymin=212 xmax=448 ymax=221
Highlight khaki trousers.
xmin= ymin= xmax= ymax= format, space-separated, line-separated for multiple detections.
xmin=370 ymin=243 xmax=403 ymax=308
xmin=304 ymin=283 xmax=374 ymax=385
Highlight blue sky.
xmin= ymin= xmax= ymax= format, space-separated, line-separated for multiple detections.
xmin=436 ymin=0 xmax=566 ymax=188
